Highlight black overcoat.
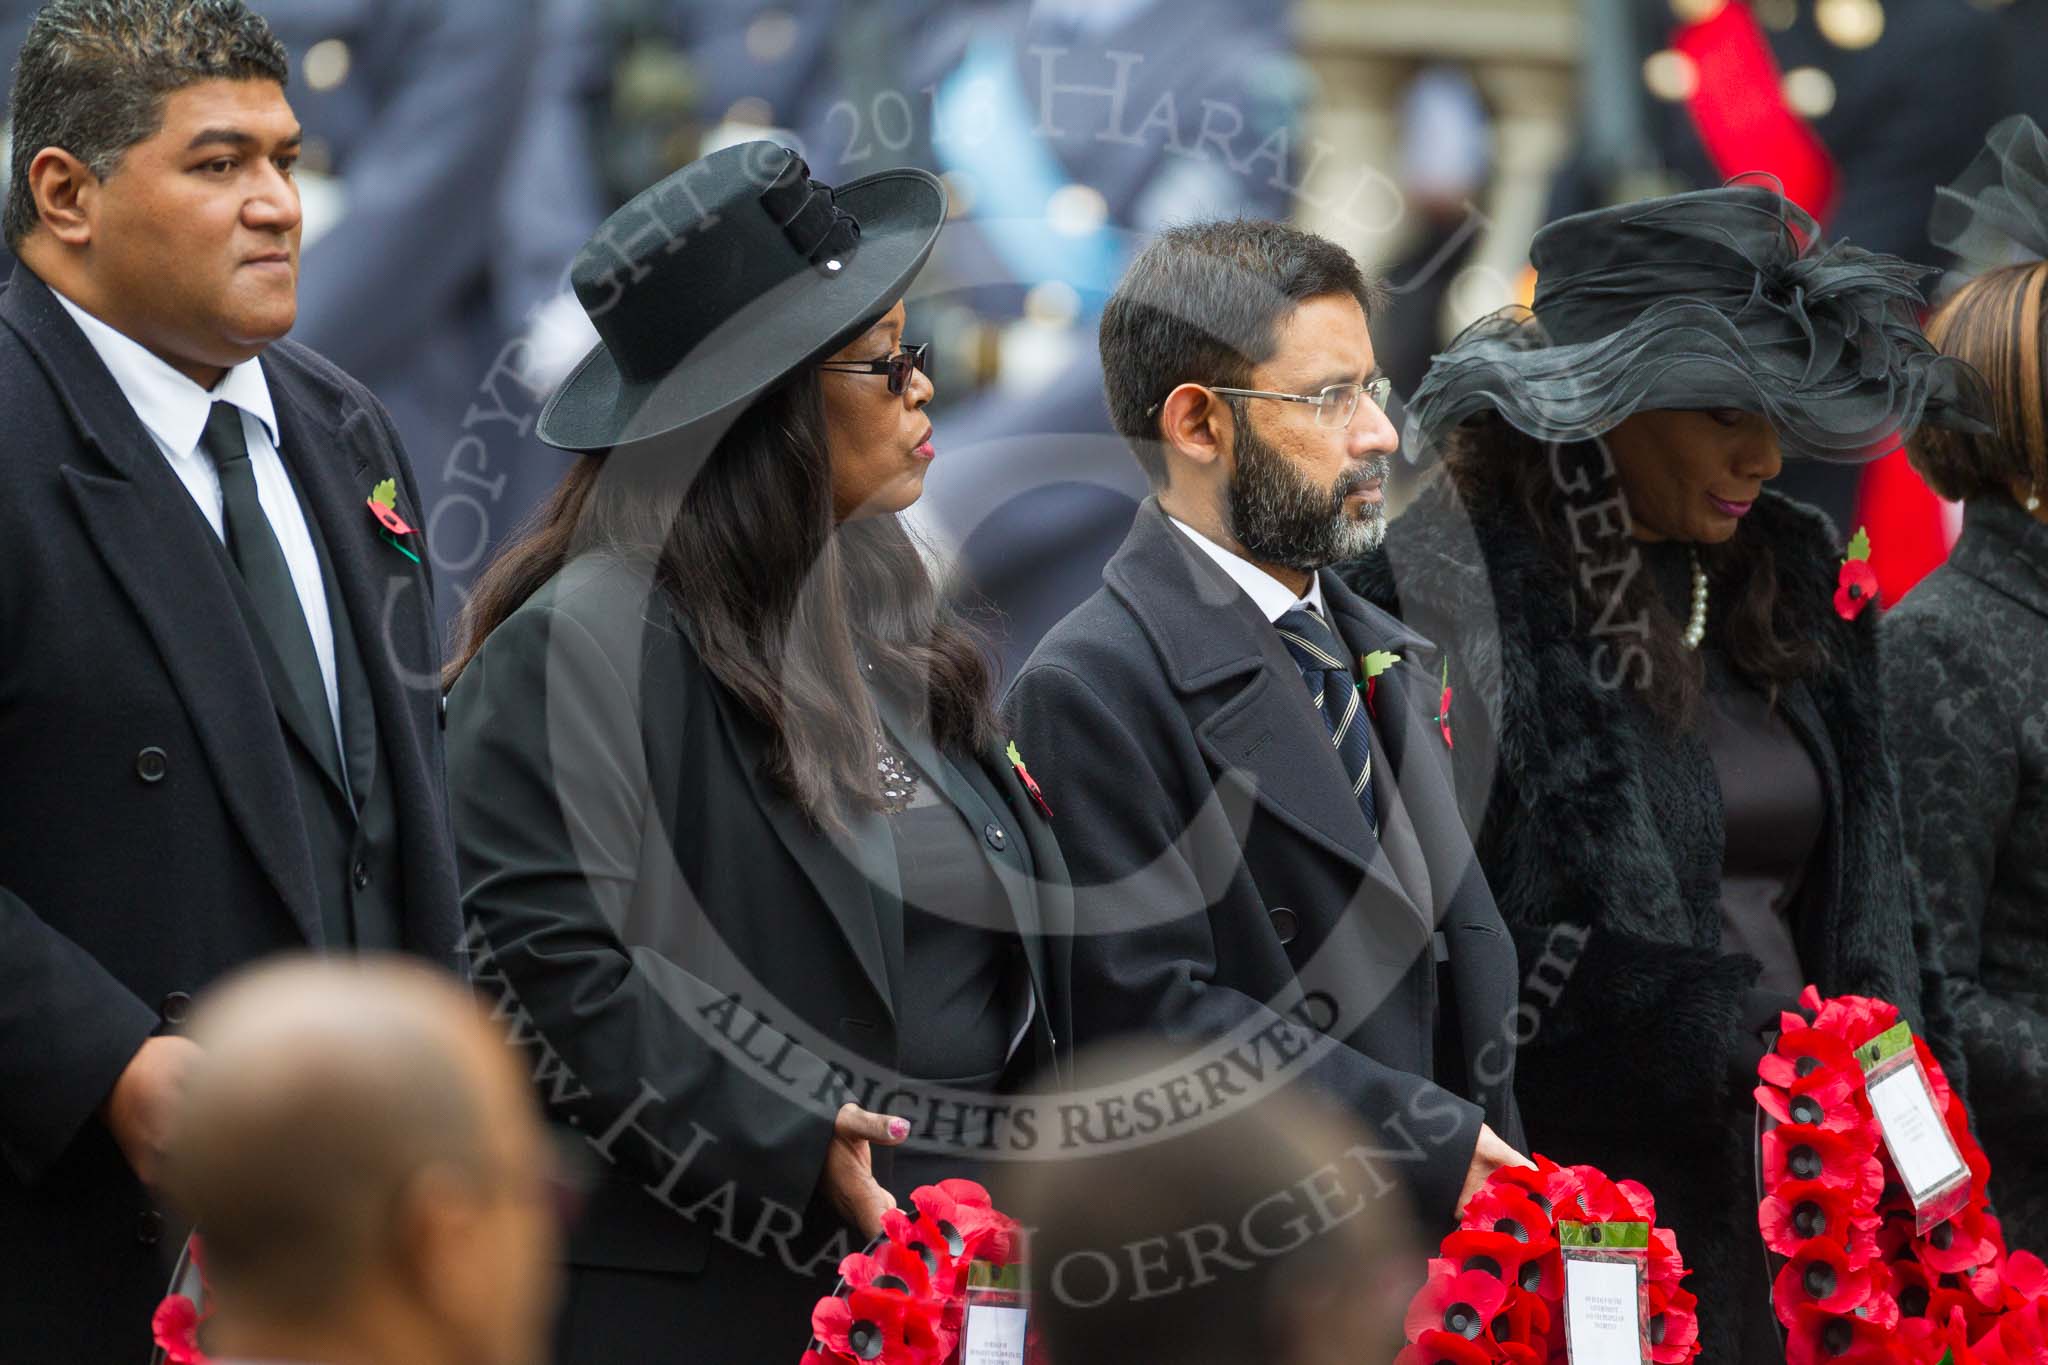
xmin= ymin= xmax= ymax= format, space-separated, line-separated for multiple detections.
xmin=446 ymin=554 xmax=1073 ymax=1365
xmin=1003 ymin=499 xmax=1524 ymax=1232
xmin=1342 ymin=477 xmax=1925 ymax=1361
xmin=0 ymin=266 xmax=461 ymax=1364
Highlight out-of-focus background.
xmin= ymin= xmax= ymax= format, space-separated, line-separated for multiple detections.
xmin=2 ymin=0 xmax=2037 ymax=670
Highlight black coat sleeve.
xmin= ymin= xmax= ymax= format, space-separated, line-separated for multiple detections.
xmin=1004 ymin=661 xmax=1484 ymax=1226
xmin=0 ymin=888 xmax=160 ymax=1183
xmin=447 ymin=597 xmax=841 ymax=1219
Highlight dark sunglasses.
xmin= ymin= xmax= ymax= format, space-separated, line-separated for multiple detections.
xmin=818 ymin=341 xmax=931 ymax=396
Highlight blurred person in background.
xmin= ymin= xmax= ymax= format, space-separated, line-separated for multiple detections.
xmin=1009 ymin=1040 xmax=1417 ymax=1365
xmin=445 ymin=143 xmax=1071 ymax=1365
xmin=251 ymin=0 xmax=563 ymax=632
xmin=0 ymin=4 xmax=462 ymax=1358
xmin=1892 ymin=114 xmax=2048 ymax=1239
xmin=159 ymin=957 xmax=563 ymax=1365
xmin=1343 ymin=182 xmax=1991 ymax=1361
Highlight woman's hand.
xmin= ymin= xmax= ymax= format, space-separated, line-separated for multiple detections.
xmin=1456 ymin=1122 xmax=1537 ymax=1216
xmin=823 ymin=1102 xmax=911 ymax=1239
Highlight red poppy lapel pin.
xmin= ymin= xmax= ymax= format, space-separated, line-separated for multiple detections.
xmin=1436 ymin=655 xmax=1455 ymax=751
xmin=1005 ymin=741 xmax=1053 ymax=820
xmin=1359 ymin=649 xmax=1402 ymax=720
xmin=1834 ymin=526 xmax=1878 ymax=621
xmin=366 ymin=478 xmax=421 ymax=564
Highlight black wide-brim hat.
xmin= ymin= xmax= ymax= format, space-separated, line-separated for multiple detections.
xmin=1406 ymin=182 xmax=1993 ymax=462
xmin=1931 ymin=114 xmax=2048 ymax=275
xmin=538 ymin=140 xmax=947 ymax=452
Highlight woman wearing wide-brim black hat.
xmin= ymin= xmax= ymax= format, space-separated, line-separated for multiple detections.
xmin=442 ymin=142 xmax=1072 ymax=1363
xmin=1337 ymin=180 xmax=1992 ymax=1362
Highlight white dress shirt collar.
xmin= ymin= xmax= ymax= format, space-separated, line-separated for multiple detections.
xmin=1167 ymin=513 xmax=1330 ymax=624
xmin=51 ymin=289 xmax=281 ymax=457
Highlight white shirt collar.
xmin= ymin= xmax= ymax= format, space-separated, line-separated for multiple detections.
xmin=1166 ymin=513 xmax=1330 ymax=624
xmin=52 ymin=289 xmax=281 ymax=458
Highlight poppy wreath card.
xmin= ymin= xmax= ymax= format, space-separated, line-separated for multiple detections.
xmin=1753 ymin=986 xmax=2048 ymax=1364
xmin=1397 ymin=1156 xmax=1700 ymax=1364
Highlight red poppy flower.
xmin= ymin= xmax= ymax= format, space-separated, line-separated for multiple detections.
xmin=1808 ymin=993 xmax=1898 ymax=1048
xmin=1760 ymin=1028 xmax=1862 ymax=1107
xmin=1646 ymin=1226 xmax=1691 ymax=1290
xmin=1763 ymin=1123 xmax=1884 ymax=1203
xmin=812 ymin=1285 xmax=949 ymax=1365
xmin=366 ymin=496 xmax=414 ymax=537
xmin=1460 ymin=1184 xmax=1554 ymax=1249
xmin=1977 ymin=1251 xmax=2048 ymax=1313
xmin=152 ymin=1294 xmax=208 ymax=1365
xmin=909 ymin=1180 xmax=1017 ymax=1281
xmin=1761 ymin=1179 xmax=1874 ymax=1259
xmin=1773 ymin=1236 xmax=1884 ymax=1327
xmin=1921 ymin=1201 xmax=2001 ymax=1276
xmin=1835 ymin=559 xmax=1880 ymax=620
xmin=1895 ymin=1308 xmax=1980 ymax=1365
xmin=1782 ymin=1304 xmax=1903 ymax=1365
xmin=839 ymin=1238 xmax=940 ymax=1302
xmin=1396 ymin=1328 xmax=1498 ymax=1365
xmin=1648 ymin=1282 xmax=1701 ymax=1364
xmin=1983 ymin=1294 xmax=2048 ymax=1365
xmin=1493 ymin=1156 xmax=1584 ymax=1224
xmin=1404 ymin=1260 xmax=1510 ymax=1345
xmin=1483 ymin=1283 xmax=1551 ymax=1355
xmin=1438 ymin=686 xmax=1455 ymax=749
xmin=1443 ymin=1227 xmax=1558 ymax=1300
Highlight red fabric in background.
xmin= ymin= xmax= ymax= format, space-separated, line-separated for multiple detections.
xmin=1673 ymin=2 xmax=1838 ymax=222
xmin=1853 ymin=445 xmax=1952 ymax=607
xmin=1671 ymin=2 xmax=1954 ymax=595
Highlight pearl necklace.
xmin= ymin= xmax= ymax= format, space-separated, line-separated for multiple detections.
xmin=1681 ymin=547 xmax=1709 ymax=650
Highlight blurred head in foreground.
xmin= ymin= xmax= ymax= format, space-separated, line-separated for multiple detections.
xmin=1010 ymin=1041 xmax=1417 ymax=1365
xmin=160 ymin=956 xmax=562 ymax=1365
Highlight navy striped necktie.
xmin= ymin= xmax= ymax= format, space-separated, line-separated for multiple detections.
xmin=1275 ymin=606 xmax=1378 ymax=835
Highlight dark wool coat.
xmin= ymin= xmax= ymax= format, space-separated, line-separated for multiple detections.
xmin=1341 ymin=476 xmax=1926 ymax=1361
xmin=0 ymin=266 xmax=462 ymax=1365
xmin=1887 ymin=495 xmax=2048 ymax=1242
xmin=1005 ymin=499 xmax=1524 ymax=1232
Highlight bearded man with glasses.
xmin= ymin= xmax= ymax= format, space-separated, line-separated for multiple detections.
xmin=1004 ymin=219 xmax=1528 ymax=1238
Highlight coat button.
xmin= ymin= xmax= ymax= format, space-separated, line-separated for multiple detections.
xmin=983 ymin=823 xmax=1007 ymax=852
xmin=1298 ymin=991 xmax=1338 ymax=1033
xmin=160 ymin=991 xmax=193 ymax=1026
xmin=135 ymin=747 xmax=168 ymax=783
xmin=136 ymin=1210 xmax=163 ymax=1246
xmin=1270 ymin=907 xmax=1299 ymax=944
xmin=351 ymin=860 xmax=371 ymax=891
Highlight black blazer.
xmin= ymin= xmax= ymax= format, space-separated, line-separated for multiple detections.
xmin=0 ymin=266 xmax=461 ymax=1365
xmin=445 ymin=554 xmax=1072 ymax=1365
xmin=1002 ymin=499 xmax=1523 ymax=1229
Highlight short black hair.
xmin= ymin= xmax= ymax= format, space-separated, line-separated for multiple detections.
xmin=5 ymin=0 xmax=290 ymax=250
xmin=1099 ymin=218 xmax=1384 ymax=486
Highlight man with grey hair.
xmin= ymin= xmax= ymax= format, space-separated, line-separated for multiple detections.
xmin=160 ymin=957 xmax=563 ymax=1365
xmin=1005 ymin=219 xmax=1529 ymax=1236
xmin=0 ymin=3 xmax=460 ymax=1356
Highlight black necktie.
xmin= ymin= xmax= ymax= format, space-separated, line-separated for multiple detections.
xmin=1275 ymin=605 xmax=1378 ymax=835
xmin=199 ymin=402 xmax=337 ymax=768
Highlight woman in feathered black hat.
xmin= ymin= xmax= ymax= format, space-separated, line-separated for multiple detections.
xmin=1892 ymin=115 xmax=2048 ymax=1243
xmin=441 ymin=142 xmax=1071 ymax=1363
xmin=1339 ymin=181 xmax=1990 ymax=1360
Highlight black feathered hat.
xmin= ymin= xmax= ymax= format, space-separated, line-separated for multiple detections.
xmin=1407 ymin=181 xmax=1992 ymax=462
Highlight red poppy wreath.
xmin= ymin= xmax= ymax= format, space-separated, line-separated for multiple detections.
xmin=801 ymin=1179 xmax=1034 ymax=1365
xmin=1754 ymin=987 xmax=2048 ymax=1364
xmin=1397 ymin=1156 xmax=1700 ymax=1365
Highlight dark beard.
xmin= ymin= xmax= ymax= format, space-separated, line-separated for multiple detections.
xmin=1222 ymin=420 xmax=1389 ymax=571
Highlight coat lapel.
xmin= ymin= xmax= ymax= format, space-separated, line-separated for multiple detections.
xmin=702 ymin=679 xmax=899 ymax=1018
xmin=5 ymin=270 xmax=326 ymax=945
xmin=265 ymin=361 xmax=454 ymax=937
xmin=1105 ymin=501 xmax=1414 ymax=913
